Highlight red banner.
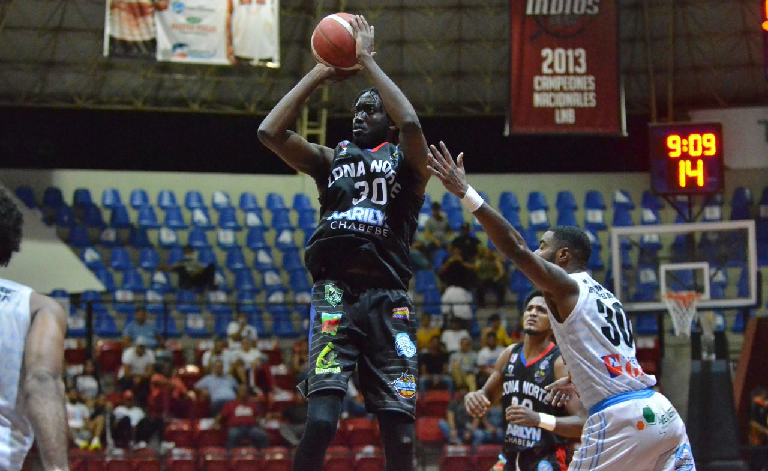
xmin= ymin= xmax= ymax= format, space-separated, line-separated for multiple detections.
xmin=510 ymin=0 xmax=624 ymax=135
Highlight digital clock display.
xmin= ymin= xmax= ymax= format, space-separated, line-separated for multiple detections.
xmin=649 ymin=122 xmax=724 ymax=195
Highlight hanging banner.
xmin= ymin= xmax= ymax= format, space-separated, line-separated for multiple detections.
xmin=104 ymin=0 xmax=280 ymax=67
xmin=509 ymin=0 xmax=623 ymax=134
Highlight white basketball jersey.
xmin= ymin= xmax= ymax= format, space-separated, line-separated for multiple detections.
xmin=0 ymin=279 xmax=34 ymax=471
xmin=549 ymin=271 xmax=656 ymax=411
xmin=155 ymin=0 xmax=230 ymax=64
xmin=231 ymin=0 xmax=279 ymax=64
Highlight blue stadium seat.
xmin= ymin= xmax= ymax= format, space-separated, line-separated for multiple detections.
xmin=288 ymin=270 xmax=311 ymax=292
xmin=499 ymin=191 xmax=520 ymax=212
xmin=213 ymin=269 xmax=230 ymax=293
xmin=634 ymin=314 xmax=659 ymax=335
xmin=612 ymin=208 xmax=634 ymax=227
xmin=414 ymin=270 xmax=438 ymax=294
xmin=217 ymin=207 xmax=242 ymax=230
xmin=297 ymin=209 xmax=317 ymax=232
xmin=43 ymin=187 xmax=65 ymax=209
xmin=246 ymin=227 xmax=268 ymax=250
xmin=612 ymin=190 xmax=635 ymax=210
xmin=731 ymin=310 xmax=753 ymax=333
xmin=216 ymin=229 xmax=238 ymax=251
xmin=292 ymin=193 xmax=313 ymax=211
xmin=556 ymin=209 xmax=577 ymax=227
xmin=157 ymin=190 xmax=178 ymax=210
xmin=93 ymin=268 xmax=117 ymax=292
xmin=737 ymin=265 xmax=750 ymax=298
xmin=239 ymin=192 xmax=260 ymax=212
xmin=138 ymin=247 xmax=160 ymax=271
xmin=432 ymin=248 xmax=450 ymax=272
xmin=281 ymin=247 xmax=304 ymax=272
xmin=197 ymin=247 xmax=217 ymax=267
xmin=128 ymin=227 xmax=152 ymax=248
xmin=94 ymin=312 xmax=121 ymax=338
xmin=137 ymin=206 xmax=160 ymax=229
xmin=81 ymin=247 xmax=106 ymax=271
xmin=584 ymin=190 xmax=606 ymax=210
xmin=253 ymin=248 xmax=276 ymax=272
xmin=274 ymin=228 xmax=297 ymax=251
xmin=184 ymin=191 xmax=206 ymax=210
xmin=145 ymin=290 xmax=166 ymax=316
xmin=150 ymin=271 xmax=172 ymax=293
xmin=130 ymin=189 xmax=150 ymax=209
xmin=158 ymin=227 xmax=181 ymax=249
xmin=270 ymin=208 xmax=293 ymax=231
xmin=641 ymin=190 xmax=664 ymax=210
xmin=271 ymin=310 xmax=298 ymax=338
xmin=527 ymin=192 xmax=549 ymax=231
xmin=587 ymin=249 xmax=604 ymax=271
xmin=163 ymin=206 xmax=188 ymax=229
xmin=175 ymin=290 xmax=197 ymax=313
xmin=640 ymin=209 xmax=661 ymax=225
xmin=246 ymin=309 xmax=269 ymax=337
xmin=584 ymin=208 xmax=606 ymax=232
xmin=756 ymin=219 xmax=768 ymax=266
xmin=244 ymin=209 xmax=267 ymax=229
xmin=191 ymin=207 xmax=214 ymax=230
xmin=55 ymin=206 xmax=76 ymax=227
xmin=527 ymin=192 xmax=548 ymax=211
xmin=82 ymin=205 xmax=106 ymax=229
xmin=266 ymin=193 xmax=287 ymax=211
xmin=702 ymin=201 xmax=723 ymax=222
xmin=212 ymin=191 xmax=232 ymax=210
xmin=501 ymin=208 xmax=523 ymax=231
xmin=122 ymin=268 xmax=146 ymax=292
xmin=509 ymin=269 xmax=533 ymax=297
xmin=585 ymin=229 xmax=601 ymax=250
xmin=14 ymin=186 xmax=36 ymax=208
xmin=184 ymin=310 xmax=209 ymax=338
xmin=109 ymin=205 xmax=132 ymax=229
xmin=113 ymin=290 xmax=136 ymax=316
xmin=188 ymin=227 xmax=211 ymax=249
xmin=422 ymin=288 xmax=442 ymax=315
xmin=167 ymin=247 xmax=184 ymax=266
xmin=445 ymin=208 xmax=464 ymax=232
xmin=236 ymin=291 xmax=260 ymax=313
xmin=155 ymin=313 xmax=181 ymax=338
xmin=67 ymin=226 xmax=92 ymax=248
xmin=226 ymin=248 xmax=247 ymax=271
xmin=760 ymin=186 xmax=768 ymax=209
xmin=265 ymin=287 xmax=287 ymax=304
xmin=730 ymin=187 xmax=752 ymax=220
xmin=213 ymin=309 xmax=233 ymax=337
xmin=555 ymin=191 xmax=577 ymax=211
xmin=262 ymin=269 xmax=283 ymax=290
xmin=521 ymin=228 xmax=539 ymax=250
xmin=101 ymin=188 xmax=123 ymax=209
xmin=73 ymin=188 xmax=93 ymax=208
xmin=234 ymin=269 xmax=258 ymax=292
xmin=442 ymin=193 xmax=461 ymax=211
xmin=66 ymin=310 xmax=87 ymax=338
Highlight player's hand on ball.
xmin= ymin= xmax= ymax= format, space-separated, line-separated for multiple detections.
xmin=544 ymin=375 xmax=580 ymax=407
xmin=464 ymin=390 xmax=491 ymax=418
xmin=427 ymin=141 xmax=470 ymax=198
xmin=350 ymin=15 xmax=375 ymax=62
xmin=505 ymin=404 xmax=539 ymax=427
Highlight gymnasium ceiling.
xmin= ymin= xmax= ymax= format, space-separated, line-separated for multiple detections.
xmin=0 ymin=0 xmax=765 ymax=119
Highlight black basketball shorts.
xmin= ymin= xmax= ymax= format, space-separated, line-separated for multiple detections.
xmin=298 ymin=280 xmax=419 ymax=418
xmin=504 ymin=447 xmax=567 ymax=471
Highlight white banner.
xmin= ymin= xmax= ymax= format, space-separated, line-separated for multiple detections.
xmin=104 ymin=0 xmax=280 ymax=67
xmin=689 ymin=107 xmax=768 ymax=169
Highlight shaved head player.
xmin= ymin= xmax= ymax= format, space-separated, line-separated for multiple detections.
xmin=0 ymin=189 xmax=69 ymax=471
xmin=427 ymin=143 xmax=695 ymax=471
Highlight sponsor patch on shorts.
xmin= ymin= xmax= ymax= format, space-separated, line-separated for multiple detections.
xmin=537 ymin=461 xmax=553 ymax=471
xmin=394 ymin=333 xmax=416 ymax=358
xmin=320 ymin=312 xmax=342 ymax=335
xmin=673 ymin=444 xmax=694 ymax=470
xmin=315 ymin=342 xmax=341 ymax=374
xmin=392 ymin=307 xmax=410 ymax=321
xmin=391 ymin=372 xmax=417 ymax=399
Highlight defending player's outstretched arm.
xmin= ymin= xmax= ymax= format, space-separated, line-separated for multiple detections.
xmin=350 ymin=16 xmax=431 ymax=192
xmin=427 ymin=142 xmax=580 ymax=321
xmin=24 ymin=293 xmax=69 ymax=471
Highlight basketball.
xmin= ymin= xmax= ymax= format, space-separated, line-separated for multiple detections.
xmin=311 ymin=13 xmax=360 ymax=71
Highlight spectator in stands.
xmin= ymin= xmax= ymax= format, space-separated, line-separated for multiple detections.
xmin=73 ymin=359 xmax=102 ymax=403
xmin=201 ymin=338 xmax=234 ymax=373
xmin=279 ymin=392 xmax=308 ymax=447
xmin=215 ymin=384 xmax=270 ymax=449
xmin=248 ymin=355 xmax=274 ymax=397
xmin=418 ymin=336 xmax=453 ymax=394
xmin=451 ymin=222 xmax=481 ymax=262
xmin=439 ymin=246 xmax=477 ymax=330
xmin=441 ymin=316 xmax=471 ymax=353
xmin=449 ymin=337 xmax=478 ymax=392
xmin=122 ymin=307 xmax=157 ymax=348
xmin=160 ymin=245 xmax=216 ymax=291
xmin=66 ymin=389 xmax=104 ymax=450
xmin=119 ymin=336 xmax=155 ymax=405
xmin=481 ymin=313 xmax=514 ymax=348
xmin=195 ymin=359 xmax=238 ymax=415
xmin=291 ymin=338 xmax=309 ymax=381
xmin=476 ymin=332 xmax=504 ymax=387
xmin=475 ymin=246 xmax=508 ymax=307
xmin=227 ymin=312 xmax=258 ymax=347
xmin=438 ymin=385 xmax=501 ymax=446
xmin=236 ymin=337 xmax=263 ymax=365
xmin=414 ymin=202 xmax=453 ymax=259
xmin=153 ymin=337 xmax=174 ymax=370
xmin=416 ymin=313 xmax=442 ymax=350
xmin=148 ymin=362 xmax=194 ymax=419
xmin=110 ymin=390 xmax=162 ymax=450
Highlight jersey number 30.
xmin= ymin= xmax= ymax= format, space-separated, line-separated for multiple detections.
xmin=597 ymin=299 xmax=634 ymax=348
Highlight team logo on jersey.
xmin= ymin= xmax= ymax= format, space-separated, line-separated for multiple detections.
xmin=320 ymin=313 xmax=342 ymax=335
xmin=673 ymin=444 xmax=694 ymax=470
xmin=324 ymin=284 xmax=343 ymax=307
xmin=601 ymin=353 xmax=645 ymax=379
xmin=506 ymin=353 xmax=518 ymax=374
xmin=392 ymin=307 xmax=410 ymax=321
xmin=534 ymin=357 xmax=550 ymax=383
xmin=391 ymin=372 xmax=417 ymax=399
xmin=395 ymin=333 xmax=416 ymax=358
xmin=537 ymin=462 xmax=553 ymax=471
xmin=315 ymin=342 xmax=341 ymax=374
xmin=338 ymin=141 xmax=349 ymax=157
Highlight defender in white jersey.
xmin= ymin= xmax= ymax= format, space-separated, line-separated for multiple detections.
xmin=0 ymin=190 xmax=69 ymax=471
xmin=427 ymin=143 xmax=696 ymax=471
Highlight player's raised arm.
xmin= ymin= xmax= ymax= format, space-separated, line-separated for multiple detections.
xmin=257 ymin=65 xmax=338 ymax=183
xmin=465 ymin=345 xmax=515 ymax=417
xmin=24 ymin=293 xmax=69 ymax=471
xmin=350 ymin=16 xmax=431 ymax=191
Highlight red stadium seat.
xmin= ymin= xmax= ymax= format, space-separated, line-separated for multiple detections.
xmin=133 ymin=456 xmax=163 ymax=471
xmin=177 ymin=365 xmax=203 ymax=390
xmin=473 ymin=444 xmax=502 ymax=471
xmin=325 ymin=446 xmax=354 ymax=471
xmin=262 ymin=420 xmax=286 ymax=447
xmin=69 ymin=449 xmax=101 ymax=471
xmin=344 ymin=417 xmax=379 ymax=448
xmin=166 ymin=339 xmax=186 ymax=366
xmin=353 ymin=446 xmax=385 ymax=471
xmin=439 ymin=445 xmax=473 ymax=471
xmin=420 ymin=390 xmax=451 ymax=417
xmin=196 ymin=427 xmax=227 ymax=448
xmin=166 ymin=449 xmax=197 ymax=471
xmin=64 ymin=339 xmax=87 ymax=365
xmin=267 ymin=389 xmax=296 ymax=414
xmin=328 ymin=424 xmax=348 ymax=447
xmin=165 ymin=420 xmax=196 ymax=448
xmin=102 ymin=457 xmax=133 ymax=471
xmin=269 ymin=364 xmax=295 ymax=390
xmin=263 ymin=446 xmax=292 ymax=471
xmin=231 ymin=454 xmax=264 ymax=471
xmin=199 ymin=446 xmax=229 ymax=471
xmin=95 ymin=340 xmax=123 ymax=373
xmin=415 ymin=417 xmax=443 ymax=444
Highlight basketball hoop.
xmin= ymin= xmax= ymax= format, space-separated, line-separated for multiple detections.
xmin=663 ymin=291 xmax=701 ymax=338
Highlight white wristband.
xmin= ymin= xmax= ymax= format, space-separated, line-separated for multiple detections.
xmin=461 ymin=186 xmax=484 ymax=213
xmin=538 ymin=413 xmax=556 ymax=431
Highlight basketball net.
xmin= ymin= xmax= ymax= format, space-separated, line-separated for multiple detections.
xmin=663 ymin=291 xmax=701 ymax=338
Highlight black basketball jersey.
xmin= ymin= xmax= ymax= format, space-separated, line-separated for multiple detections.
xmin=304 ymin=140 xmax=424 ymax=291
xmin=501 ymin=342 xmax=568 ymax=456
